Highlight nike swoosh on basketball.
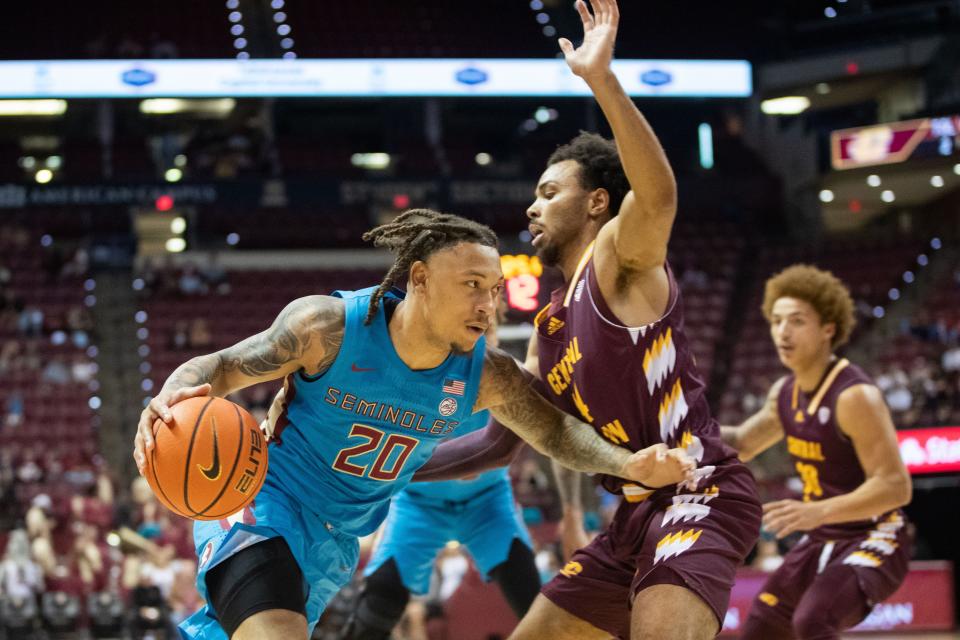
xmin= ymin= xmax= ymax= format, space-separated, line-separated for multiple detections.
xmin=351 ymin=363 xmax=377 ymax=372
xmin=198 ymin=417 xmax=221 ymax=481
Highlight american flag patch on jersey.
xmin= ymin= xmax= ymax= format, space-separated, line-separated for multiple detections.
xmin=442 ymin=378 xmax=466 ymax=396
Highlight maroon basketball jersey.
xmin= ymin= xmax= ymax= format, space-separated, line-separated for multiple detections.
xmin=776 ymin=358 xmax=903 ymax=538
xmin=535 ymin=246 xmax=737 ymax=499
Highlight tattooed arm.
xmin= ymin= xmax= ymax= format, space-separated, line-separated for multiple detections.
xmin=523 ymin=332 xmax=591 ymax=556
xmin=133 ymin=295 xmax=344 ymax=474
xmin=476 ymin=347 xmax=694 ymax=483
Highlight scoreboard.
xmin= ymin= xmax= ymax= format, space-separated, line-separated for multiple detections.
xmin=831 ymin=114 xmax=959 ymax=170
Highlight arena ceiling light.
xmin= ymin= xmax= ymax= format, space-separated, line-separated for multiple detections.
xmin=351 ymin=153 xmax=391 ymax=170
xmin=0 ymin=99 xmax=67 ymax=116
xmin=760 ymin=96 xmax=810 ymax=115
xmin=139 ymin=98 xmax=236 ymax=116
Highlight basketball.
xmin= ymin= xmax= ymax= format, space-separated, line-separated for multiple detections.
xmin=144 ymin=396 xmax=268 ymax=521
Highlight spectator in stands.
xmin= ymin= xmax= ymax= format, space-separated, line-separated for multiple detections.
xmin=188 ymin=318 xmax=212 ymax=350
xmin=880 ymin=367 xmax=913 ymax=420
xmin=200 ymin=252 xmax=230 ymax=295
xmin=60 ymin=247 xmax=89 ymax=279
xmin=22 ymin=341 xmax=41 ymax=373
xmin=170 ymin=320 xmax=190 ymax=350
xmin=4 ymin=390 xmax=24 ymax=428
xmin=0 ymin=529 xmax=44 ymax=603
xmin=168 ymin=560 xmax=202 ymax=626
xmin=0 ymin=339 xmax=21 ymax=376
xmin=177 ymin=264 xmax=207 ymax=296
xmin=137 ymin=543 xmax=179 ymax=601
xmin=72 ymin=522 xmax=108 ymax=593
xmin=25 ymin=503 xmax=56 ymax=575
xmin=435 ymin=546 xmax=469 ymax=602
xmin=70 ymin=355 xmax=97 ymax=385
xmin=942 ymin=341 xmax=960 ymax=373
xmin=41 ymin=357 xmax=70 ymax=386
xmin=17 ymin=305 xmax=44 ymax=337
xmin=16 ymin=449 xmax=43 ymax=484
xmin=66 ymin=305 xmax=94 ymax=348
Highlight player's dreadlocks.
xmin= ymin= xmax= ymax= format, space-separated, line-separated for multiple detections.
xmin=361 ymin=209 xmax=498 ymax=324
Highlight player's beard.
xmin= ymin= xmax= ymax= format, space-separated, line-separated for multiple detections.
xmin=536 ymin=240 xmax=561 ymax=268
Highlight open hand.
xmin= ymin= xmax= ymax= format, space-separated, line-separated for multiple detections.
xmin=133 ymin=383 xmax=211 ymax=475
xmin=622 ymin=444 xmax=696 ymax=488
xmin=762 ymin=500 xmax=826 ymax=539
xmin=559 ymin=0 xmax=620 ymax=82
xmin=559 ymin=507 xmax=591 ymax=560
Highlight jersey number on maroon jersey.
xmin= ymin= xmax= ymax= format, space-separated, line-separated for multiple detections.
xmin=795 ymin=461 xmax=824 ymax=502
xmin=332 ymin=424 xmax=420 ymax=481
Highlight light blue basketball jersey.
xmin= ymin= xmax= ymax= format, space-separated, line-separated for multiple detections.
xmin=266 ymin=287 xmax=486 ymax=536
xmin=402 ymin=410 xmax=509 ymax=503
xmin=364 ymin=408 xmax=529 ymax=595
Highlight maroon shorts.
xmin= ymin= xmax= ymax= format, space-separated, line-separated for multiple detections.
xmin=744 ymin=512 xmax=911 ymax=633
xmin=541 ymin=461 xmax=761 ymax=639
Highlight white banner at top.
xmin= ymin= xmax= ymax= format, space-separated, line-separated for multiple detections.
xmin=0 ymin=58 xmax=751 ymax=98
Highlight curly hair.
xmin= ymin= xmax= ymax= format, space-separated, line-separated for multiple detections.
xmin=761 ymin=264 xmax=857 ymax=348
xmin=547 ymin=131 xmax=629 ymax=217
xmin=361 ymin=209 xmax=498 ymax=325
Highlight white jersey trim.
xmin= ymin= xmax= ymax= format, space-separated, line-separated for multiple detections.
xmin=583 ymin=264 xmax=679 ymax=333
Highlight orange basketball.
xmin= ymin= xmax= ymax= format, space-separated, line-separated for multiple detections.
xmin=144 ymin=396 xmax=268 ymax=521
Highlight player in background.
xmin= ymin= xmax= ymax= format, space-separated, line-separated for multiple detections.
xmin=415 ymin=2 xmax=761 ymax=638
xmin=132 ymin=210 xmax=695 ymax=640
xmin=339 ymin=306 xmax=540 ymax=640
xmin=722 ymin=264 xmax=912 ymax=640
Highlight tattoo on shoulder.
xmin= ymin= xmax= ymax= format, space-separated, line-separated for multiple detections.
xmin=218 ymin=296 xmax=345 ymax=378
xmin=479 ymin=347 xmax=547 ymax=423
xmin=480 ymin=347 xmax=525 ymax=402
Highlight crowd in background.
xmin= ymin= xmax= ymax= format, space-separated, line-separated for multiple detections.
xmin=2 ymin=220 xmax=960 ymax=636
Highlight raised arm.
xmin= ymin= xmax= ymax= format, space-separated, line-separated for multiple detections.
xmin=721 ymin=378 xmax=787 ymax=462
xmin=763 ymin=384 xmax=912 ymax=538
xmin=477 ymin=347 xmax=693 ymax=485
xmin=133 ymin=295 xmax=345 ymax=474
xmin=562 ymin=0 xmax=677 ymax=276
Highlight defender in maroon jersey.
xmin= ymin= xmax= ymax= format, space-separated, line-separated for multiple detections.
xmin=417 ymin=1 xmax=761 ymax=637
xmin=722 ymin=264 xmax=912 ymax=640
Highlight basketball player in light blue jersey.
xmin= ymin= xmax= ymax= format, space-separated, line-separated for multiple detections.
xmin=132 ymin=209 xmax=695 ymax=640
xmin=341 ymin=310 xmax=540 ymax=640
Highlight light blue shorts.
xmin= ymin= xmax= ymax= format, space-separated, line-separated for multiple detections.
xmin=178 ymin=480 xmax=359 ymax=640
xmin=364 ymin=480 xmax=532 ymax=594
